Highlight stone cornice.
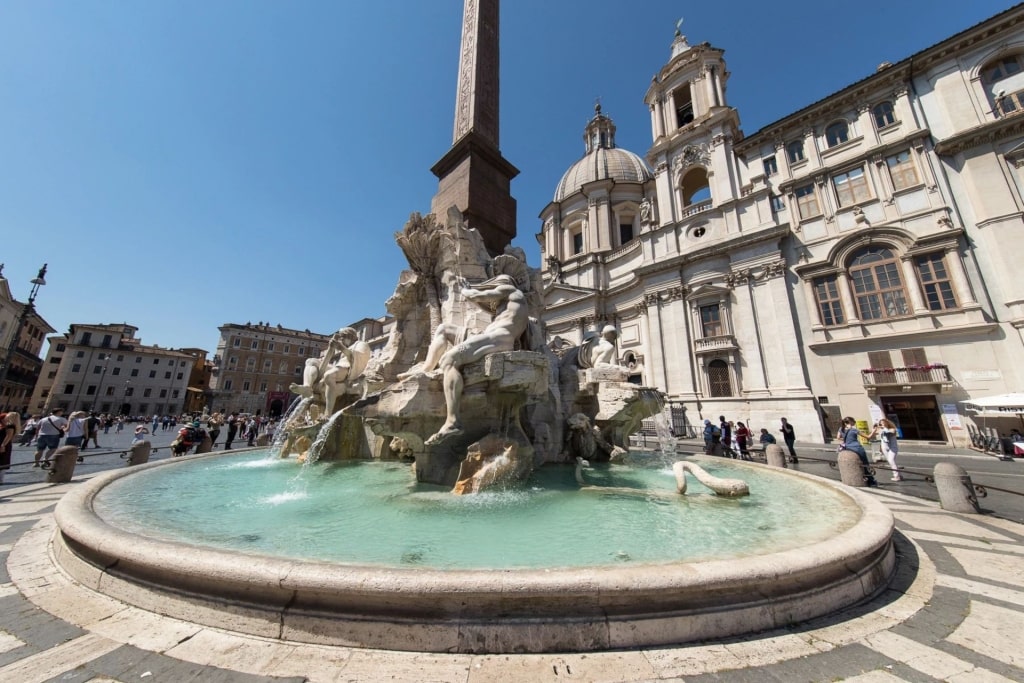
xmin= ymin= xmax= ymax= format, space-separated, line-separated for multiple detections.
xmin=934 ymin=112 xmax=1024 ymax=156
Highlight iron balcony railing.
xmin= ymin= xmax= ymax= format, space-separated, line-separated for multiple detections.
xmin=861 ymin=365 xmax=952 ymax=388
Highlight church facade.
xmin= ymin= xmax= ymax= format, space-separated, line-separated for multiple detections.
xmin=539 ymin=6 xmax=1024 ymax=445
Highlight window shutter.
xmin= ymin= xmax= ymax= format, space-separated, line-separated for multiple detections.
xmin=868 ymin=351 xmax=893 ymax=369
xmin=901 ymin=348 xmax=927 ymax=366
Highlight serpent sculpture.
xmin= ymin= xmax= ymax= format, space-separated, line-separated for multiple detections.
xmin=672 ymin=460 xmax=750 ymax=497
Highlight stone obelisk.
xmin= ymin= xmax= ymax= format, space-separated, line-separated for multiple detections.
xmin=430 ymin=0 xmax=519 ymax=256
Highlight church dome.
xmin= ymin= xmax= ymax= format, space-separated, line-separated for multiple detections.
xmin=554 ymin=105 xmax=652 ymax=202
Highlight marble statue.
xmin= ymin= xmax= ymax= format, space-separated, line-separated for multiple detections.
xmin=289 ymin=327 xmax=371 ymax=416
xmin=672 ymin=460 xmax=750 ymax=497
xmin=581 ymin=325 xmax=621 ymax=369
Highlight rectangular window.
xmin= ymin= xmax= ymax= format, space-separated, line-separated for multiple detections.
xmin=86 ymin=385 xmax=96 ymax=396
xmin=268 ymin=342 xmax=275 ymax=352
xmin=164 ymin=372 xmax=172 ymax=379
xmin=795 ymin=184 xmax=820 ymax=219
xmin=242 ymin=380 xmax=251 ymax=392
xmin=105 ymin=386 xmax=115 ymax=396
xmin=572 ymin=231 xmax=584 ymax=254
xmin=153 ymin=358 xmax=159 ymax=364
xmin=295 ymin=365 xmax=303 ymax=375
xmin=177 ymin=372 xmax=183 ymax=380
xmin=47 ymin=371 xmax=56 ymax=379
xmin=283 ymin=345 xmax=290 ymax=354
xmin=143 ymin=388 xmax=152 ymax=397
xmin=101 ymin=334 xmax=112 ymax=347
xmin=763 ymin=156 xmax=778 ymax=176
xmin=868 ymin=351 xmax=893 ymax=369
xmin=49 ymin=357 xmax=60 ymax=364
xmin=224 ymin=379 xmax=233 ymax=390
xmin=76 ymin=351 xmax=84 ymax=358
xmin=125 ymin=387 xmax=134 ymax=396
xmin=72 ymin=363 xmax=81 ymax=373
xmin=263 ymin=360 xmax=272 ymax=371
xmin=813 ymin=276 xmax=845 ymax=326
xmin=619 ymin=222 xmax=634 ymax=245
xmin=130 ymin=369 xmax=139 ymax=377
xmin=886 ymin=150 xmax=919 ymax=191
xmin=56 ymin=343 xmax=66 ymax=352
xmin=916 ymin=253 xmax=958 ymax=311
xmin=172 ymin=389 xmax=180 ymax=398
xmin=135 ymin=356 xmax=142 ymax=363
xmin=699 ymin=304 xmax=722 ymax=337
xmin=832 ymin=167 xmax=870 ymax=207
xmin=902 ymin=348 xmax=928 ymax=367
xmin=93 ymin=365 xmax=102 ymax=374
xmin=159 ymin=389 xmax=167 ymax=398
xmin=259 ymin=381 xmax=268 ymax=392
xmin=63 ymin=384 xmax=75 ymax=394
xmin=167 ymin=359 xmax=174 ymax=366
xmin=673 ymin=85 xmax=694 ymax=128
xmin=770 ymin=195 xmax=785 ymax=212
xmin=138 ymin=403 xmax=148 ymax=414
xmin=251 ymin=341 xmax=259 ymax=350
xmin=233 ymin=338 xmax=241 ymax=348
xmin=80 ymin=332 xmax=92 ymax=345
xmin=116 ymin=354 xmax=124 ymax=361
xmin=786 ymin=140 xmax=805 ymax=164
xmin=112 ymin=367 xmax=121 ymax=376
xmin=149 ymin=371 xmax=156 ymax=378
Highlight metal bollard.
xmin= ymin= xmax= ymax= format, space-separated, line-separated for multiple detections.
xmin=837 ymin=450 xmax=867 ymax=487
xmin=48 ymin=446 xmax=79 ymax=483
xmin=933 ymin=462 xmax=980 ymax=513
xmin=127 ymin=441 xmax=152 ymax=466
xmin=765 ymin=444 xmax=787 ymax=468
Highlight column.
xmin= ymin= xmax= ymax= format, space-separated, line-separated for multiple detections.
xmin=838 ymin=273 xmax=861 ymax=324
xmin=944 ymin=247 xmax=978 ymax=306
xmin=900 ymin=257 xmax=928 ymax=314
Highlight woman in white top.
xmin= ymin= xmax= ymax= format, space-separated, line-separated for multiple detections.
xmin=872 ymin=418 xmax=901 ymax=481
xmin=65 ymin=411 xmax=89 ymax=448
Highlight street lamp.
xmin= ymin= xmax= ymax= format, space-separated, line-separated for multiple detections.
xmin=92 ymin=352 xmax=111 ymax=412
xmin=0 ymin=264 xmax=47 ymax=412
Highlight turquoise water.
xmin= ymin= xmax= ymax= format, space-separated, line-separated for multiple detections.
xmin=93 ymin=452 xmax=860 ymax=569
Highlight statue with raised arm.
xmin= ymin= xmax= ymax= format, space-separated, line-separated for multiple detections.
xmin=423 ymin=273 xmax=529 ymax=445
xmin=289 ymin=327 xmax=372 ymax=416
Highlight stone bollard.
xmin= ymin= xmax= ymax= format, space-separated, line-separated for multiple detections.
xmin=933 ymin=462 xmax=981 ymax=513
xmin=256 ymin=433 xmax=271 ymax=447
xmin=837 ymin=450 xmax=867 ymax=487
xmin=194 ymin=435 xmax=213 ymax=454
xmin=765 ymin=444 xmax=787 ymax=468
xmin=47 ymin=446 xmax=79 ymax=484
xmin=127 ymin=441 xmax=151 ymax=466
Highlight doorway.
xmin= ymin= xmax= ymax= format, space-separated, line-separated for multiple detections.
xmin=880 ymin=395 xmax=944 ymax=441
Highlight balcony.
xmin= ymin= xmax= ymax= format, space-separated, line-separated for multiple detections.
xmin=861 ymin=364 xmax=953 ymax=395
xmin=681 ymin=199 xmax=713 ymax=219
xmin=694 ymin=335 xmax=738 ymax=355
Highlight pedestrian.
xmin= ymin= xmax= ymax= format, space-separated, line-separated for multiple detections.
xmin=873 ymin=418 xmax=901 ymax=481
xmin=65 ymin=411 xmax=88 ymax=448
xmin=224 ymin=412 xmax=239 ymax=450
xmin=758 ymin=428 xmax=776 ymax=446
xmin=780 ymin=417 xmax=798 ymax=463
xmin=702 ymin=419 xmax=716 ymax=454
xmin=34 ymin=407 xmax=67 ymax=467
xmin=161 ymin=415 xmax=170 ymax=431
xmin=132 ymin=424 xmax=149 ymax=444
xmin=18 ymin=414 xmax=39 ymax=446
xmin=86 ymin=412 xmax=101 ymax=449
xmin=719 ymin=416 xmax=732 ymax=457
xmin=246 ymin=416 xmax=257 ymax=446
xmin=0 ymin=412 xmax=21 ymax=484
xmin=734 ymin=421 xmax=751 ymax=459
xmin=207 ymin=412 xmax=223 ymax=447
xmin=152 ymin=414 xmax=159 ymax=433
xmin=838 ymin=416 xmax=877 ymax=487
xmin=115 ymin=416 xmax=125 ymax=433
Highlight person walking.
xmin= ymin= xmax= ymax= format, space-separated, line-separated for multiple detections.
xmin=734 ymin=421 xmax=751 ymax=459
xmin=224 ymin=412 xmax=239 ymax=450
xmin=780 ymin=417 xmax=798 ymax=463
xmin=0 ymin=412 xmax=21 ymax=484
xmin=65 ymin=411 xmax=88 ymax=448
xmin=873 ymin=418 xmax=902 ymax=481
xmin=838 ymin=416 xmax=877 ymax=487
xmin=33 ymin=408 xmax=67 ymax=468
xmin=86 ymin=412 xmax=101 ymax=449
xmin=17 ymin=415 xmax=39 ymax=446
xmin=702 ymin=419 xmax=716 ymax=454
xmin=207 ymin=412 xmax=223 ymax=448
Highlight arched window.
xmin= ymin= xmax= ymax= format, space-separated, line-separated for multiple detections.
xmin=848 ymin=247 xmax=909 ymax=320
xmin=982 ymin=54 xmax=1024 ymax=115
xmin=680 ymin=168 xmax=711 ymax=206
xmin=825 ymin=120 xmax=850 ymax=147
xmin=707 ymin=359 xmax=732 ymax=398
xmin=872 ymin=102 xmax=896 ymax=128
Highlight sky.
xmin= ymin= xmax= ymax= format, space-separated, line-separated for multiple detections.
xmin=0 ymin=0 xmax=1017 ymax=356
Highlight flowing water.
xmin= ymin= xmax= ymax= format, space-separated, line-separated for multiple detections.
xmin=94 ymin=450 xmax=860 ymax=570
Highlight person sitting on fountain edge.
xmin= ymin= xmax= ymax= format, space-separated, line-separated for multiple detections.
xmin=415 ymin=273 xmax=529 ymax=445
xmin=172 ymin=420 xmax=207 ymax=457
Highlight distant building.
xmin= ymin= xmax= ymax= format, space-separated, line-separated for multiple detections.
xmin=28 ymin=324 xmax=202 ymax=417
xmin=540 ymin=6 xmax=1024 ymax=446
xmin=0 ymin=269 xmax=55 ymax=413
xmin=178 ymin=347 xmax=213 ymax=414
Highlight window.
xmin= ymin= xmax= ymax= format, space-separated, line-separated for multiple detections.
xmin=223 ymin=380 xmax=233 ymax=390
xmin=242 ymin=380 xmax=251 ymax=392
xmin=832 ymin=167 xmax=870 ymax=207
xmin=263 ymin=360 xmax=272 ymax=371
xmin=76 ymin=351 xmax=84 ymax=358
xmin=159 ymin=389 xmax=167 ymax=398
xmin=86 ymin=385 xmax=96 ymax=395
xmin=813 ymin=276 xmax=845 ymax=326
xmin=763 ymin=156 xmax=778 ymax=176
xmin=298 ymin=347 xmax=306 ymax=356
xmin=619 ymin=222 xmax=634 ymax=245
xmin=786 ymin=140 xmax=805 ymax=164
xmin=149 ymin=371 xmax=156 ymax=378
xmin=138 ymin=404 xmax=149 ymax=414
xmin=867 ymin=351 xmax=893 ymax=369
xmin=572 ymin=231 xmax=584 ymax=255
xmin=283 ymin=345 xmax=290 ymax=354
xmin=251 ymin=341 xmax=259 ymax=350
xmin=673 ymin=85 xmax=694 ymax=128
xmin=886 ymin=150 xmax=919 ymax=191
xmin=49 ymin=357 xmax=60 ymax=364
xmin=246 ymin=358 xmax=256 ymax=370
xmin=172 ymin=389 xmax=180 ymax=399
xmin=232 ymin=338 xmax=241 ymax=348
xmin=153 ymin=358 xmax=159 ymax=364
xmin=699 ymin=304 xmax=722 ymax=337
xmin=983 ymin=54 xmax=1024 ymax=114
xmin=180 ymin=360 xmax=187 ymax=367
xmin=143 ymin=388 xmax=152 ymax=397
xmin=259 ymin=382 xmax=268 ymax=392
xmin=168 ymin=359 xmax=174 ymax=366
xmin=873 ymin=101 xmax=896 ymax=128
xmin=916 ymin=253 xmax=958 ymax=311
xmin=116 ymin=354 xmax=124 ymax=361
xmin=72 ymin=363 xmax=81 ymax=373
xmin=849 ymin=247 xmax=909 ymax=320
xmin=176 ymin=372 xmax=183 ymax=380
xmin=47 ymin=371 xmax=56 ymax=379
xmin=770 ymin=195 xmax=785 ymax=212
xmin=93 ymin=365 xmax=102 ymax=374
xmin=164 ymin=372 xmax=172 ymax=379
xmin=135 ymin=356 xmax=142 ymax=363
xmin=294 ymin=365 xmax=303 ymax=375
xmin=707 ymin=359 xmax=732 ymax=398
xmin=279 ymin=361 xmax=289 ymax=373
xmin=125 ymin=387 xmax=134 ymax=397
xmin=825 ymin=121 xmax=849 ymax=147
xmin=228 ymin=356 xmax=237 ymax=366
xmin=268 ymin=343 xmax=275 ymax=352
xmin=112 ymin=367 xmax=121 ymax=376
xmin=80 ymin=332 xmax=92 ymax=345
xmin=63 ymin=384 xmax=75 ymax=394
xmin=130 ymin=369 xmax=139 ymax=377
xmin=101 ymin=334 xmax=112 ymax=348
xmin=105 ymin=386 xmax=115 ymax=396
xmin=794 ymin=184 xmax=820 ymax=219
xmin=56 ymin=343 xmax=66 ymax=352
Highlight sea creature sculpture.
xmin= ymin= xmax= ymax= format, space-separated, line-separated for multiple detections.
xmin=672 ymin=460 xmax=750 ymax=497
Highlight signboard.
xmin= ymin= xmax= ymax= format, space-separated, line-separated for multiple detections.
xmin=941 ymin=403 xmax=963 ymax=431
xmin=867 ymin=403 xmax=884 ymax=425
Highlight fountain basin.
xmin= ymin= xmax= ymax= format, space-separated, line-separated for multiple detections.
xmin=53 ymin=452 xmax=895 ymax=653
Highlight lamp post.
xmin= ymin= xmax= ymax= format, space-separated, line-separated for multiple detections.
xmin=0 ymin=264 xmax=47 ymax=412
xmin=92 ymin=352 xmax=111 ymax=412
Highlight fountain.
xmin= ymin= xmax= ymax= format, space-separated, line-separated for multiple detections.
xmin=49 ymin=0 xmax=895 ymax=656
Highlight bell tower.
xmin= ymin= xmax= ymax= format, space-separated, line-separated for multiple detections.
xmin=430 ymin=0 xmax=519 ymax=255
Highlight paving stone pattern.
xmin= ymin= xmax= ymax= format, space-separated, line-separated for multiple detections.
xmin=1 ymin=472 xmax=1023 ymax=682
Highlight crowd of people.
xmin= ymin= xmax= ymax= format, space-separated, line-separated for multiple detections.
xmin=700 ymin=415 xmax=799 ymax=464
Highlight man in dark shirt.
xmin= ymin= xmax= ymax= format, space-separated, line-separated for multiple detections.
xmin=224 ymin=412 xmax=239 ymax=450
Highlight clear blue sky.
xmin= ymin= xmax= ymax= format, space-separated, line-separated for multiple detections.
xmin=0 ymin=0 xmax=1015 ymax=355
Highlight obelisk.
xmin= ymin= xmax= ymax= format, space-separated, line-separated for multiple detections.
xmin=430 ymin=0 xmax=519 ymax=256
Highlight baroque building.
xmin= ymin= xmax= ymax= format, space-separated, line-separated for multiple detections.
xmin=28 ymin=324 xmax=201 ymax=417
xmin=540 ymin=7 xmax=1024 ymax=446
xmin=0 ymin=268 xmax=55 ymax=413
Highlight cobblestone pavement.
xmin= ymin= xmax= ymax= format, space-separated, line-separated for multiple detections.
xmin=1 ymin=457 xmax=1023 ymax=681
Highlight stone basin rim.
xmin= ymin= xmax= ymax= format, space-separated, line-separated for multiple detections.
xmin=52 ymin=451 xmax=896 ymax=653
